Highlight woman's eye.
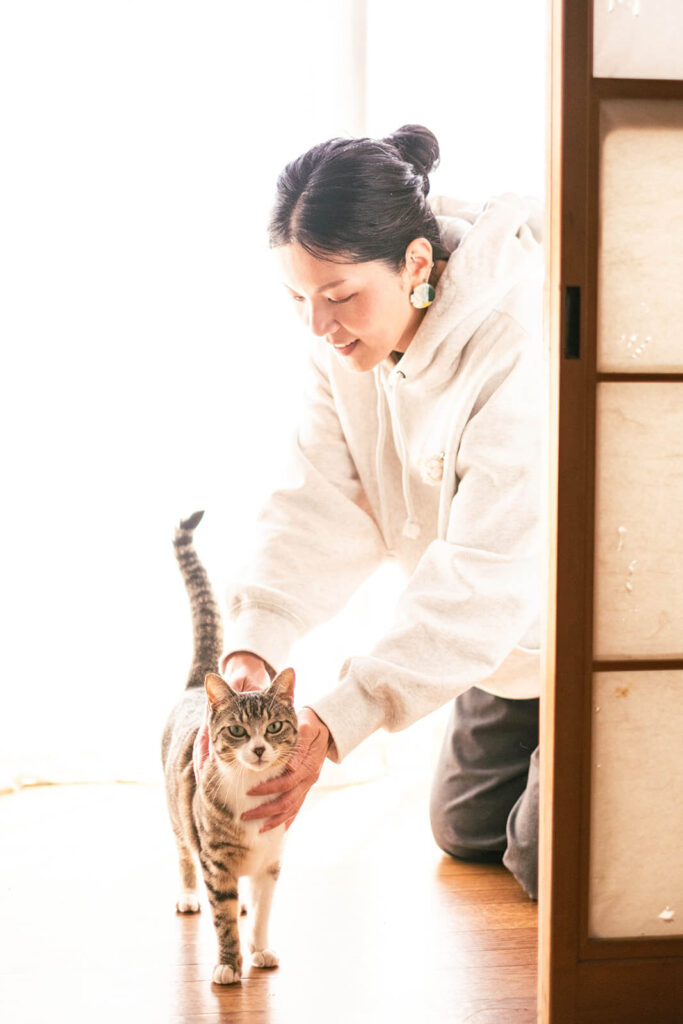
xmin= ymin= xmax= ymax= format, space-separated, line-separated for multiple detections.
xmin=290 ymin=293 xmax=354 ymax=305
xmin=266 ymin=721 xmax=283 ymax=734
xmin=228 ymin=725 xmax=247 ymax=738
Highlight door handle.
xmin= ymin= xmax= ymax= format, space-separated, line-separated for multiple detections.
xmin=564 ymin=285 xmax=580 ymax=359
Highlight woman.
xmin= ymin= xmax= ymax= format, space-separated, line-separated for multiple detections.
xmin=211 ymin=124 xmax=543 ymax=900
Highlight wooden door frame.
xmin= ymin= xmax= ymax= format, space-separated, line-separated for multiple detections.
xmin=540 ymin=1 xmax=683 ymax=1020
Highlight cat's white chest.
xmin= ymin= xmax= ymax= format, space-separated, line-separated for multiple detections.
xmin=231 ymin=772 xmax=286 ymax=878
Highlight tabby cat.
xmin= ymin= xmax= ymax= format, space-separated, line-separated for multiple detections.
xmin=161 ymin=510 xmax=298 ymax=985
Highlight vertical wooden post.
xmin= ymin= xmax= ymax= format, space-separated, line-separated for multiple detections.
xmin=540 ymin=2 xmax=683 ymax=1020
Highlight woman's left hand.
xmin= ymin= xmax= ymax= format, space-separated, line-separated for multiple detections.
xmin=241 ymin=706 xmax=331 ymax=832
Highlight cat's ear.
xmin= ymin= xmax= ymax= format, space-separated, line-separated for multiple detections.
xmin=205 ymin=672 xmax=234 ymax=710
xmin=270 ymin=667 xmax=295 ymax=703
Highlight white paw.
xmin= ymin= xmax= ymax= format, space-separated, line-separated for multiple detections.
xmin=250 ymin=948 xmax=279 ymax=969
xmin=212 ymin=962 xmax=241 ymax=985
xmin=176 ymin=892 xmax=201 ymax=913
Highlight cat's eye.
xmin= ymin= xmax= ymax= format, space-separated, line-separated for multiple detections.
xmin=266 ymin=721 xmax=283 ymax=734
xmin=228 ymin=725 xmax=247 ymax=738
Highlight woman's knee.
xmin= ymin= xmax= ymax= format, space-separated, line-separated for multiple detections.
xmin=429 ymin=787 xmax=505 ymax=863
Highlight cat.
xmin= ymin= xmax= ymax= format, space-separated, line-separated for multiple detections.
xmin=161 ymin=510 xmax=298 ymax=985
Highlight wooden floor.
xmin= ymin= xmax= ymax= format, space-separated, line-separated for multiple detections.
xmin=0 ymin=772 xmax=537 ymax=1024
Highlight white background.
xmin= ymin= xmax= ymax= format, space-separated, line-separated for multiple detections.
xmin=0 ymin=0 xmax=545 ymax=787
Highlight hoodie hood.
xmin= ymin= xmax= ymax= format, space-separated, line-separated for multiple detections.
xmin=367 ymin=191 xmax=544 ymax=543
xmin=382 ymin=192 xmax=543 ymax=385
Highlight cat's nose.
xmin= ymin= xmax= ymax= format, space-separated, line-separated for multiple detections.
xmin=252 ymin=746 xmax=266 ymax=759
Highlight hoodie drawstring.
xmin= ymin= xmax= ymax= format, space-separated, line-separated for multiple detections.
xmin=387 ymin=369 xmax=421 ymax=540
xmin=374 ymin=367 xmax=392 ymax=548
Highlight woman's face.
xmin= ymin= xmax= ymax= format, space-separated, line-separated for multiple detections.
xmin=276 ymin=241 xmax=432 ymax=373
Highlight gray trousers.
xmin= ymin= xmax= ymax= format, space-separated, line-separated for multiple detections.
xmin=429 ymin=687 xmax=539 ymax=900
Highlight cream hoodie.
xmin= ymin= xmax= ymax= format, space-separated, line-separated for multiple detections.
xmin=223 ymin=192 xmax=544 ymax=763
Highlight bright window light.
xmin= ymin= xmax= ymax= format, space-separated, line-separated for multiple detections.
xmin=0 ymin=0 xmax=545 ymax=788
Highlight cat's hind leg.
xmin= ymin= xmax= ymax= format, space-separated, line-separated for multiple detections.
xmin=175 ymin=841 xmax=201 ymax=914
xmin=246 ymin=863 xmax=280 ymax=968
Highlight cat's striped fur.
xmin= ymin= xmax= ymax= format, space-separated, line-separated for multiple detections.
xmin=171 ymin=508 xmax=224 ymax=690
xmin=162 ymin=511 xmax=298 ymax=985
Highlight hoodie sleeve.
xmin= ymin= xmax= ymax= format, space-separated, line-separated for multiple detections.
xmin=221 ymin=344 xmax=387 ymax=673
xmin=309 ymin=321 xmax=543 ymax=762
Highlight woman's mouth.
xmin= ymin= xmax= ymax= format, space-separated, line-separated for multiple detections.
xmin=329 ymin=338 xmax=359 ymax=356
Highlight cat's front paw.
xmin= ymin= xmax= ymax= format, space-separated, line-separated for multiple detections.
xmin=250 ymin=948 xmax=279 ymax=969
xmin=176 ymin=892 xmax=201 ymax=914
xmin=212 ymin=962 xmax=241 ymax=985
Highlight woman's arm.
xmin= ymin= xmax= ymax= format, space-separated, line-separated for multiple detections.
xmin=240 ymin=324 xmax=543 ymax=829
xmin=209 ymin=346 xmax=383 ymax=829
xmin=309 ymin=327 xmax=543 ymax=762
xmin=220 ymin=343 xmax=386 ymax=673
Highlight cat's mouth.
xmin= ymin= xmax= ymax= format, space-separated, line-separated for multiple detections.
xmin=242 ymin=748 xmax=294 ymax=772
xmin=242 ymin=755 xmax=275 ymax=771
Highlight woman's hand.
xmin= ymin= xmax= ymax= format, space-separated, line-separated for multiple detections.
xmin=241 ymin=706 xmax=331 ymax=833
xmin=219 ymin=650 xmax=272 ymax=692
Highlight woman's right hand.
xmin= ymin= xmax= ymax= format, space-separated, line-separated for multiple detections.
xmin=219 ymin=650 xmax=272 ymax=692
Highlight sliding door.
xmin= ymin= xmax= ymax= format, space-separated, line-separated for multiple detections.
xmin=541 ymin=1 xmax=683 ymax=1020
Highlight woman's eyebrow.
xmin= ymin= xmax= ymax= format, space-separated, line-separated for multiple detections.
xmin=283 ymin=278 xmax=349 ymax=294
xmin=316 ymin=278 xmax=348 ymax=291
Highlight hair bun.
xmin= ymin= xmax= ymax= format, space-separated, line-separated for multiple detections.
xmin=384 ymin=124 xmax=440 ymax=192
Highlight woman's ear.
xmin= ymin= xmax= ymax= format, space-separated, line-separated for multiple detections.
xmin=270 ymin=667 xmax=296 ymax=703
xmin=404 ymin=236 xmax=434 ymax=288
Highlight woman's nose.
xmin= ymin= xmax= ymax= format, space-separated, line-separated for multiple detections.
xmin=306 ymin=301 xmax=339 ymax=338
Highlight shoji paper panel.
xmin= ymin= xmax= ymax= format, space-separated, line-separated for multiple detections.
xmin=589 ymin=670 xmax=683 ymax=938
xmin=593 ymin=383 xmax=683 ymax=659
xmin=594 ymin=0 xmax=683 ymax=79
xmin=597 ymin=99 xmax=683 ymax=372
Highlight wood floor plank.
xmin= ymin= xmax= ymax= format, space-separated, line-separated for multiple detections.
xmin=0 ymin=774 xmax=537 ymax=1023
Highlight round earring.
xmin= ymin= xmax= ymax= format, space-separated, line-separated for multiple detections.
xmin=409 ymin=280 xmax=436 ymax=309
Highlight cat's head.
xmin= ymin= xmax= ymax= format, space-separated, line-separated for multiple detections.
xmin=204 ymin=669 xmax=298 ymax=773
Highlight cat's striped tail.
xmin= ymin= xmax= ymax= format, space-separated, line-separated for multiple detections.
xmin=173 ymin=510 xmax=224 ymax=689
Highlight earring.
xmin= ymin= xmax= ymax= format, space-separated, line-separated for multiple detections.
xmin=409 ymin=258 xmax=435 ymax=309
xmin=409 ymin=280 xmax=436 ymax=309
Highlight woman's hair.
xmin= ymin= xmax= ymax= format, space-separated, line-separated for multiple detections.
xmin=268 ymin=124 xmax=450 ymax=271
